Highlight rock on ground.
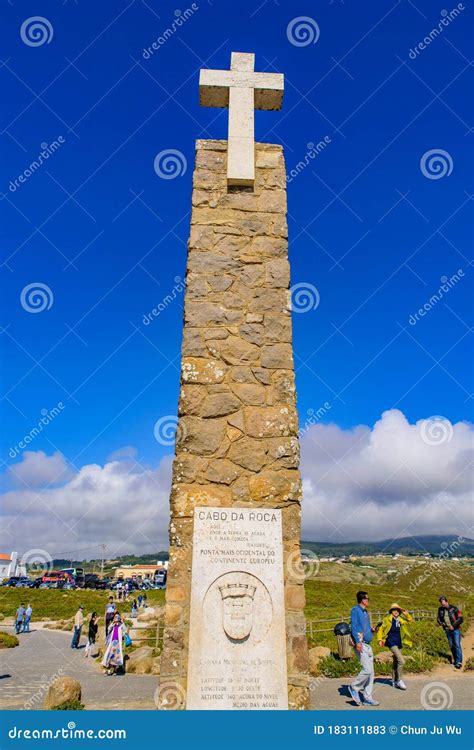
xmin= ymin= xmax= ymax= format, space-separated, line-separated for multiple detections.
xmin=44 ymin=676 xmax=81 ymax=709
xmin=309 ymin=646 xmax=331 ymax=675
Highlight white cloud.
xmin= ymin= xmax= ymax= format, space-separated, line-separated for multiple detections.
xmin=300 ymin=409 xmax=473 ymax=543
xmin=1 ymin=452 xmax=172 ymax=559
xmin=8 ymin=450 xmax=71 ymax=488
xmin=1 ymin=411 xmax=472 ymax=558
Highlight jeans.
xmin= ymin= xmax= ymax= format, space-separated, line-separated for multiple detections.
xmin=23 ymin=617 xmax=31 ymax=633
xmin=389 ymin=645 xmax=405 ymax=682
xmin=71 ymin=626 xmax=82 ymax=648
xmin=446 ymin=629 xmax=462 ymax=665
xmin=15 ymin=620 xmax=23 ymax=635
xmin=351 ymin=643 xmax=375 ymax=699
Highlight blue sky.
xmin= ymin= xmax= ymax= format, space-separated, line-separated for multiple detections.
xmin=1 ymin=0 xmax=472 ymax=553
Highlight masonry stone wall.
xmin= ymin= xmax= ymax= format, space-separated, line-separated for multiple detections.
xmin=158 ymin=139 xmax=309 ymax=710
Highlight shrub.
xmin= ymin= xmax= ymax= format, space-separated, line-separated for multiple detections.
xmin=463 ymin=657 xmax=474 ymax=671
xmin=405 ymin=649 xmax=436 ymax=673
xmin=0 ymin=631 xmax=19 ymax=649
xmin=51 ymin=699 xmax=84 ymax=710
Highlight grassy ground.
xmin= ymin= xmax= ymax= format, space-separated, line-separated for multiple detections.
xmin=304 ymin=556 xmax=473 ymax=676
xmin=0 ymin=631 xmax=19 ymax=648
xmin=0 ymin=588 xmax=166 ymax=621
xmin=1 ymin=556 xmax=471 ymax=676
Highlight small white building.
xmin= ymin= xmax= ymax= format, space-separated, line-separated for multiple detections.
xmin=0 ymin=551 xmax=26 ymax=580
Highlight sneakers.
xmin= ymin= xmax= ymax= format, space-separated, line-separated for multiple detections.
xmin=348 ymin=686 xmax=361 ymax=705
xmin=455 ymin=663 xmax=462 ymax=669
xmin=395 ymin=680 xmax=407 ymax=690
xmin=362 ymin=696 xmax=380 ymax=706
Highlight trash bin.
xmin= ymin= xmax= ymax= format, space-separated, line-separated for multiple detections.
xmin=334 ymin=622 xmax=353 ymax=660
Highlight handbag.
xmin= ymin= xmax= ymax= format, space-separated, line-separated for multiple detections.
xmin=124 ymin=633 xmax=132 ymax=647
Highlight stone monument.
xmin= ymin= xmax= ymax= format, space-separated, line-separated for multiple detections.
xmin=158 ymin=52 xmax=309 ymax=711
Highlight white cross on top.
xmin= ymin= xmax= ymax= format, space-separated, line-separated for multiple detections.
xmin=199 ymin=52 xmax=284 ymax=188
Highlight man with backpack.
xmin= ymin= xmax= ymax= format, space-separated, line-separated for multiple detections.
xmin=349 ymin=591 xmax=379 ymax=706
xmin=437 ymin=596 xmax=463 ymax=669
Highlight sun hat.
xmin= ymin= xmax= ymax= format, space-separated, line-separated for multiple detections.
xmin=389 ymin=603 xmax=403 ymax=613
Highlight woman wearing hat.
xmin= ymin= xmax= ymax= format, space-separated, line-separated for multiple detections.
xmin=102 ymin=612 xmax=128 ymax=676
xmin=377 ymin=604 xmax=412 ymax=690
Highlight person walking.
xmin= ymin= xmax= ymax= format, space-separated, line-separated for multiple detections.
xmin=377 ymin=603 xmax=412 ymax=690
xmin=349 ymin=591 xmax=379 ymax=706
xmin=105 ymin=597 xmax=116 ymax=636
xmin=71 ymin=606 xmax=84 ymax=649
xmin=131 ymin=599 xmax=138 ymax=618
xmin=15 ymin=604 xmax=25 ymax=635
xmin=137 ymin=593 xmax=143 ymax=609
xmin=102 ymin=613 xmax=127 ymax=676
xmin=23 ymin=603 xmax=33 ymax=633
xmin=437 ymin=596 xmax=463 ymax=668
xmin=85 ymin=612 xmax=99 ymax=658
xmin=142 ymin=592 xmax=147 ymax=609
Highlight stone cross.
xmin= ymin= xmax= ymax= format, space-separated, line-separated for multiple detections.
xmin=199 ymin=52 xmax=284 ymax=188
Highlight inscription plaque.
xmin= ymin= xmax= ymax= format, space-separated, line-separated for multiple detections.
xmin=186 ymin=507 xmax=288 ymax=710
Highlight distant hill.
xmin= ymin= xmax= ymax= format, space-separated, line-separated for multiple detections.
xmin=47 ymin=536 xmax=474 ymax=571
xmin=300 ymin=535 xmax=474 ymax=557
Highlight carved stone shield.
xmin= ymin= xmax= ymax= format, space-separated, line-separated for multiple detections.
xmin=219 ymin=582 xmax=256 ymax=641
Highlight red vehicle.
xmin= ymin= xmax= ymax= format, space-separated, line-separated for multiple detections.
xmin=41 ymin=571 xmax=74 ymax=585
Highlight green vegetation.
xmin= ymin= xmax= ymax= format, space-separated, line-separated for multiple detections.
xmin=0 ymin=631 xmax=19 ymax=648
xmin=305 ymin=556 xmax=473 ymax=675
xmin=463 ymin=657 xmax=474 ymax=671
xmin=0 ymin=588 xmax=166 ymax=621
xmin=51 ymin=699 xmax=84 ymax=710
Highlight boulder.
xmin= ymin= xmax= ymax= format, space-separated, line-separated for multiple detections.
xmin=44 ymin=676 xmax=81 ymax=709
xmin=309 ymin=646 xmax=331 ymax=675
xmin=150 ymin=656 xmax=161 ymax=675
xmin=126 ymin=646 xmax=154 ymax=674
xmin=375 ymin=651 xmax=394 ymax=664
xmin=137 ymin=607 xmax=162 ymax=623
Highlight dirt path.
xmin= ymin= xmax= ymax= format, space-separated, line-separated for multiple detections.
xmin=427 ymin=623 xmax=474 ymax=679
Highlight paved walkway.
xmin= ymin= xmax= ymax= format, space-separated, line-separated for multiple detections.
xmin=0 ymin=627 xmax=156 ymax=710
xmin=310 ymin=673 xmax=473 ymax=710
xmin=1 ymin=627 xmax=472 ymax=711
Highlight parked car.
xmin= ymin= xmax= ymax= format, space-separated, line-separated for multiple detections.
xmin=94 ymin=579 xmax=108 ymax=590
xmin=6 ymin=577 xmax=21 ymax=587
xmin=16 ymin=577 xmax=34 ymax=588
